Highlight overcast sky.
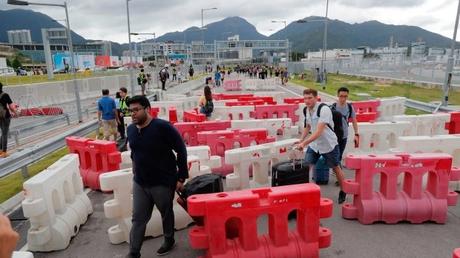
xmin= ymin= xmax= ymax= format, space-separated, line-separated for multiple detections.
xmin=1 ymin=0 xmax=458 ymax=43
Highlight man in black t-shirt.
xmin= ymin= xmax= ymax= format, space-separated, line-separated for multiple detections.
xmin=125 ymin=95 xmax=188 ymax=257
xmin=0 ymin=82 xmax=15 ymax=158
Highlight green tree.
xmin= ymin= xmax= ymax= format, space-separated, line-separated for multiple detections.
xmin=11 ymin=58 xmax=22 ymax=69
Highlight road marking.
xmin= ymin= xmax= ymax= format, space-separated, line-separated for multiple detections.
xmin=276 ymin=85 xmax=302 ymax=97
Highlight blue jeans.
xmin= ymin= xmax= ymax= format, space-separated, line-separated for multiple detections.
xmin=305 ymin=145 xmax=341 ymax=168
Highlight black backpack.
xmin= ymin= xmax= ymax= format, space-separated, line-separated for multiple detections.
xmin=202 ymin=99 xmax=214 ymax=114
xmin=331 ymin=102 xmax=353 ymax=123
xmin=303 ymin=103 xmax=345 ymax=140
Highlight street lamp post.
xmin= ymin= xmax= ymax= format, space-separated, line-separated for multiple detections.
xmin=201 ymin=7 xmax=217 ymax=43
xmin=321 ymin=0 xmax=330 ymax=89
xmin=442 ymin=0 xmax=460 ymax=106
xmin=126 ymin=0 xmax=136 ymax=96
xmin=272 ymin=20 xmax=289 ymax=69
xmin=8 ymin=0 xmax=83 ymax=122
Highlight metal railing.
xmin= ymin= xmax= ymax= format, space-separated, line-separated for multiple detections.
xmin=0 ymin=120 xmax=98 ymax=179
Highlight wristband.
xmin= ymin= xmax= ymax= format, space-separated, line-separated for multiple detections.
xmin=178 ymin=178 xmax=185 ymax=183
xmin=355 ymin=133 xmax=359 ymax=136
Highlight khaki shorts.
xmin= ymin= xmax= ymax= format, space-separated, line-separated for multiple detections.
xmin=102 ymin=119 xmax=117 ymax=140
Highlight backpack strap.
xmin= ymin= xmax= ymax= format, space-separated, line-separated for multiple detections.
xmin=316 ymin=103 xmax=334 ymax=132
xmin=347 ymin=102 xmax=353 ymax=120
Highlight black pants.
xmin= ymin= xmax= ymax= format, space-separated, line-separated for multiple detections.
xmin=117 ymin=113 xmax=125 ymax=139
xmin=0 ymin=117 xmax=11 ymax=152
xmin=338 ymin=137 xmax=348 ymax=163
xmin=130 ymin=182 xmax=175 ymax=254
xmin=161 ymin=80 xmax=166 ymax=90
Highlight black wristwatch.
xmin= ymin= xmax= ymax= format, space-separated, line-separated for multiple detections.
xmin=178 ymin=178 xmax=186 ymax=183
xmin=355 ymin=133 xmax=359 ymax=136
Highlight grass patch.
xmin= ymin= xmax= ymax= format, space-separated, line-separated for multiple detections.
xmin=405 ymin=107 xmax=429 ymax=115
xmin=291 ymin=73 xmax=460 ymax=105
xmin=0 ymin=147 xmax=69 ymax=203
xmin=0 ymin=71 xmax=128 ymax=86
xmin=0 ymin=132 xmax=99 ymax=203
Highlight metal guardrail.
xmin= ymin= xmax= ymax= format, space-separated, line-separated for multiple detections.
xmin=405 ymin=99 xmax=457 ymax=113
xmin=0 ymin=120 xmax=98 ymax=179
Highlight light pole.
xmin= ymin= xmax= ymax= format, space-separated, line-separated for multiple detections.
xmin=126 ymin=0 xmax=136 ymax=96
xmin=442 ymin=0 xmax=460 ymax=106
xmin=201 ymin=7 xmax=217 ymax=43
xmin=130 ymin=32 xmax=155 ymax=66
xmin=272 ymin=20 xmax=289 ymax=69
xmin=296 ymin=18 xmax=330 ymax=89
xmin=321 ymin=0 xmax=330 ymax=90
xmin=8 ymin=0 xmax=83 ymax=122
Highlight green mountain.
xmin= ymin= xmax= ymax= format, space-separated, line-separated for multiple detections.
xmin=269 ymin=16 xmax=454 ymax=52
xmin=0 ymin=9 xmax=86 ymax=44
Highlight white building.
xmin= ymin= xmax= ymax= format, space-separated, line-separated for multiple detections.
xmin=7 ymin=30 xmax=32 ymax=44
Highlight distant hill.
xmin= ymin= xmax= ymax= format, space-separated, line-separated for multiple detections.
xmin=0 ymin=10 xmax=455 ymax=56
xmin=269 ymin=16 xmax=455 ymax=52
xmin=152 ymin=16 xmax=268 ymax=43
xmin=0 ymin=9 xmax=86 ymax=44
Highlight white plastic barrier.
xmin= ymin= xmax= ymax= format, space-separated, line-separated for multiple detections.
xmin=177 ymin=97 xmax=199 ymax=111
xmin=100 ymin=169 xmax=193 ymax=244
xmin=22 ymin=154 xmax=93 ymax=251
xmin=150 ymin=101 xmax=185 ymax=120
xmin=165 ymin=93 xmax=187 ymax=100
xmin=225 ymin=139 xmax=299 ymax=190
xmin=150 ymin=89 xmax=165 ymax=101
xmin=243 ymin=78 xmax=277 ymax=91
xmin=392 ymin=113 xmax=450 ymax=136
xmin=225 ymin=145 xmax=272 ymax=190
xmin=344 ymin=121 xmax=412 ymax=157
xmin=187 ymin=146 xmax=222 ymax=169
xmin=392 ymin=134 xmax=460 ymax=190
xmin=212 ymin=106 xmax=254 ymax=120
xmin=253 ymin=91 xmax=286 ymax=103
xmin=121 ymin=151 xmax=132 ymax=169
xmin=231 ymin=118 xmax=299 ymax=139
xmin=12 ymin=252 xmax=34 ymax=258
xmin=378 ymin=97 xmax=406 ymax=121
xmin=294 ymin=102 xmax=306 ymax=128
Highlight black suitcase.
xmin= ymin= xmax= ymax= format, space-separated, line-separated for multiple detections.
xmin=177 ymin=174 xmax=224 ymax=210
xmin=272 ymin=160 xmax=309 ymax=187
xmin=176 ymin=174 xmax=223 ymax=225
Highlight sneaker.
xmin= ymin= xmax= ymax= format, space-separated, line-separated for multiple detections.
xmin=157 ymin=239 xmax=176 ymax=256
xmin=338 ymin=191 xmax=346 ymax=204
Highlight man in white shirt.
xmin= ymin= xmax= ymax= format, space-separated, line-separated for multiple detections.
xmin=297 ymin=88 xmax=347 ymax=204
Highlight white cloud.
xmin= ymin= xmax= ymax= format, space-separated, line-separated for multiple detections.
xmin=1 ymin=0 xmax=456 ymax=43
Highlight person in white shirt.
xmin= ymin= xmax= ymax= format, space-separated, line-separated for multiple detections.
xmin=296 ymin=88 xmax=347 ymax=204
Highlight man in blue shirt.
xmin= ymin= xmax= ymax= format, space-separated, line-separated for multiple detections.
xmin=97 ymin=89 xmax=119 ymax=141
xmin=125 ymin=95 xmax=188 ymax=257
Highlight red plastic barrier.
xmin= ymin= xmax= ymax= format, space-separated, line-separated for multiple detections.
xmin=446 ymin=112 xmax=460 ymax=134
xmin=453 ymin=248 xmax=460 ymax=258
xmin=223 ymin=80 xmax=242 ymax=91
xmin=342 ymin=153 xmax=460 ymax=224
xmin=284 ymin=98 xmax=304 ymax=104
xmin=66 ymin=136 xmax=122 ymax=190
xmin=184 ymin=109 xmax=206 ymax=122
xmin=197 ymin=129 xmax=275 ymax=156
xmin=354 ymin=112 xmax=378 ymax=122
xmin=225 ymin=100 xmax=265 ymax=106
xmin=214 ymin=93 xmax=254 ymax=101
xmin=238 ymin=96 xmax=276 ymax=105
xmin=149 ymin=107 xmax=160 ymax=118
xmin=19 ymin=106 xmax=63 ymax=116
xmin=188 ymin=184 xmax=333 ymax=258
xmin=175 ymin=121 xmax=232 ymax=146
xmin=252 ymin=104 xmax=299 ymax=124
xmin=169 ymin=107 xmax=178 ymax=124
xmin=351 ymin=100 xmax=380 ymax=114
